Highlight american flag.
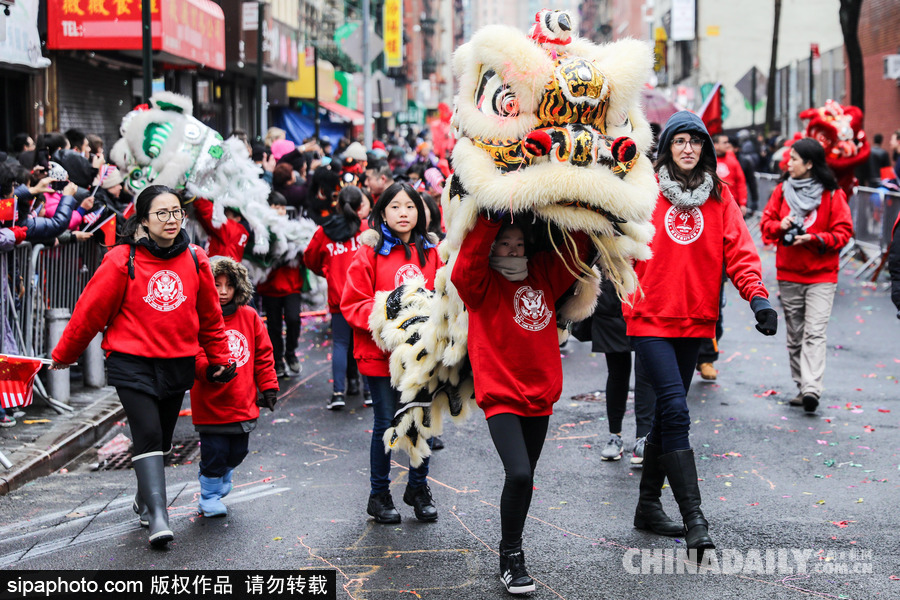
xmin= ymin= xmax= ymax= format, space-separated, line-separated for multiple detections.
xmin=0 ymin=355 xmax=43 ymax=409
xmin=82 ymin=207 xmax=106 ymax=229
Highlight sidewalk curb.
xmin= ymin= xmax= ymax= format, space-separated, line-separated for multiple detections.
xmin=0 ymin=392 xmax=124 ymax=496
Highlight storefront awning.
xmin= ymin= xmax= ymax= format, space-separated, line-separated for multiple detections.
xmin=47 ymin=0 xmax=225 ymax=71
xmin=319 ymin=101 xmax=365 ymax=126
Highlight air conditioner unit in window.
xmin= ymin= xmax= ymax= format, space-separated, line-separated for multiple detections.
xmin=884 ymin=55 xmax=900 ymax=80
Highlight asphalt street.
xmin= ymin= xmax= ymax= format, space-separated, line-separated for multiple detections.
xmin=0 ymin=240 xmax=897 ymax=600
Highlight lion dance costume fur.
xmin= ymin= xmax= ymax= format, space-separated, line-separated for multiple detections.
xmin=369 ymin=10 xmax=660 ymax=466
xmin=109 ymin=92 xmax=317 ymax=283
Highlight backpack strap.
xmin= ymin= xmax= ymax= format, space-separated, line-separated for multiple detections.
xmin=188 ymin=244 xmax=200 ymax=273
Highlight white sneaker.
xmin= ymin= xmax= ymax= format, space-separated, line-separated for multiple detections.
xmin=600 ymin=434 xmax=624 ymax=460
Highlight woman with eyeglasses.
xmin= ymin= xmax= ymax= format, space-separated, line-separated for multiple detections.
xmin=51 ymin=185 xmax=236 ymax=548
xmin=759 ymin=138 xmax=852 ymax=413
xmin=621 ymin=112 xmax=778 ymax=558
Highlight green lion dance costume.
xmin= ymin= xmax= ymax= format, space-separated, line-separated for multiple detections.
xmin=369 ymin=10 xmax=659 ymax=465
xmin=109 ymin=91 xmax=317 ymax=283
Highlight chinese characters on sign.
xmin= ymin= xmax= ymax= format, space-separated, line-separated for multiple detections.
xmin=383 ymin=0 xmax=402 ymax=68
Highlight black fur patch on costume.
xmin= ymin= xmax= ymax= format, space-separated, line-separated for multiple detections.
xmin=385 ymin=286 xmax=406 ymax=320
xmin=448 ymin=173 xmax=468 ymax=200
xmin=400 ymin=316 xmax=428 ymax=330
xmin=405 ymin=332 xmax=421 ymax=346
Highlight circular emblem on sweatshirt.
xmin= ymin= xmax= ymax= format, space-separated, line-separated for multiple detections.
xmin=802 ymin=209 xmax=818 ymax=230
xmin=513 ymin=286 xmax=552 ymax=332
xmin=395 ymin=263 xmax=424 ymax=287
xmin=143 ymin=270 xmax=187 ymax=312
xmin=225 ymin=329 xmax=250 ymax=368
xmin=665 ymin=205 xmax=704 ymax=245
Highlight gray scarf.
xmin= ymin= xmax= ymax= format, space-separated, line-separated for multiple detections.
xmin=782 ymin=177 xmax=824 ymax=221
xmin=490 ymin=256 xmax=528 ymax=281
xmin=657 ymin=165 xmax=714 ymax=208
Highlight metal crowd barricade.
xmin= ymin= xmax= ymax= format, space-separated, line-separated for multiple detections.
xmin=841 ymin=185 xmax=900 ymax=280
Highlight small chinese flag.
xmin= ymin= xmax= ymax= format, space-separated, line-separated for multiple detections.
xmin=0 ymin=197 xmax=16 ymax=223
xmin=98 ymin=214 xmax=117 ymax=246
xmin=699 ymin=82 xmax=724 ymax=135
xmin=0 ymin=355 xmax=43 ymax=409
xmin=122 ymin=202 xmax=135 ymax=219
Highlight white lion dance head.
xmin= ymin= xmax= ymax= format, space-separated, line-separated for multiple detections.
xmin=368 ymin=10 xmax=659 ymax=465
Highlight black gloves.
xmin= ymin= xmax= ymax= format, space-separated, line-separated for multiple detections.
xmin=750 ymin=296 xmax=778 ymax=336
xmin=206 ymin=362 xmax=237 ymax=383
xmin=256 ymin=389 xmax=278 ymax=412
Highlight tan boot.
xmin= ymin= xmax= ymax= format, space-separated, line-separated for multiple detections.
xmin=698 ymin=363 xmax=718 ymax=381
xmin=789 ymin=393 xmax=804 ymax=406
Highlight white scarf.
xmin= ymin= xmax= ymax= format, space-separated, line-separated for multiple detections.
xmin=489 ymin=256 xmax=528 ymax=281
xmin=658 ymin=165 xmax=714 ymax=208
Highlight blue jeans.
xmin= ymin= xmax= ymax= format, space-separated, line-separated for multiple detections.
xmin=199 ymin=431 xmax=250 ymax=478
xmin=332 ymin=313 xmax=369 ymax=394
xmin=631 ymin=337 xmax=702 ymax=454
xmin=368 ymin=375 xmax=430 ymax=494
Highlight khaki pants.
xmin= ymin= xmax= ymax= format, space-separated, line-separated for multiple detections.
xmin=778 ymin=281 xmax=837 ymax=399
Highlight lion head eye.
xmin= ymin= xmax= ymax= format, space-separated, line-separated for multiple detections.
xmin=474 ymin=69 xmax=520 ymax=119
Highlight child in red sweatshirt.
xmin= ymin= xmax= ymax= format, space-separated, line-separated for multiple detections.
xmin=451 ymin=214 xmax=587 ymax=594
xmin=190 ymin=256 xmax=279 ymax=517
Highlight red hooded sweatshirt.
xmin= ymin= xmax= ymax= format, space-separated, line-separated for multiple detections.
xmin=759 ymin=183 xmax=853 ymax=284
xmin=623 ymin=186 xmax=769 ymax=338
xmin=191 ymin=305 xmax=279 ymax=425
xmin=340 ymin=231 xmax=441 ymax=377
xmin=52 ymin=243 xmax=231 ymax=365
xmin=452 ymin=216 xmax=585 ymax=419
xmin=304 ymin=220 xmax=366 ymax=313
xmin=192 ymin=197 xmax=249 ymax=262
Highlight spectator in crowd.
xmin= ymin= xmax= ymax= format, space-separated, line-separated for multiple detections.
xmin=890 ymin=130 xmax=900 ymax=180
xmin=733 ymin=135 xmax=760 ymax=215
xmin=363 ymin=160 xmax=394 ymax=204
xmin=306 ymin=166 xmax=343 ymax=223
xmin=10 ymin=133 xmax=35 ymax=158
xmin=264 ymin=127 xmax=286 ymax=150
xmin=868 ymin=133 xmax=892 ymax=187
xmin=272 ymin=163 xmax=307 ymax=214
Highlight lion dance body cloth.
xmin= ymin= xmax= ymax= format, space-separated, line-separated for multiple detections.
xmin=369 ymin=10 xmax=660 ymax=465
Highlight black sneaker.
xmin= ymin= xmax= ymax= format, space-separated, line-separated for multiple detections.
xmin=285 ymin=355 xmax=301 ymax=374
xmin=802 ymin=393 xmax=819 ymax=414
xmin=431 ymin=436 xmax=445 ymax=451
xmin=402 ymin=484 xmax=437 ymax=522
xmin=347 ymin=377 xmax=361 ymax=396
xmin=327 ymin=393 xmax=345 ymax=410
xmin=362 ymin=390 xmax=373 ymax=407
xmin=366 ymin=490 xmax=400 ymax=524
xmin=274 ymin=360 xmax=286 ymax=379
xmin=499 ymin=548 xmax=535 ymax=594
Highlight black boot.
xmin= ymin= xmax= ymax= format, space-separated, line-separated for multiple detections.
xmin=132 ymin=454 xmax=173 ymax=547
xmin=499 ymin=540 xmax=535 ymax=594
xmin=132 ymin=493 xmax=149 ymax=528
xmin=633 ymin=442 xmax=684 ymax=537
xmin=367 ymin=490 xmax=401 ymax=524
xmin=659 ymin=449 xmax=715 ymax=558
xmin=403 ymin=484 xmax=438 ymax=522
xmin=346 ymin=377 xmax=361 ymax=396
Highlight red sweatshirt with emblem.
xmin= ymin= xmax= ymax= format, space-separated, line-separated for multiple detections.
xmin=256 ymin=262 xmax=303 ymax=297
xmin=716 ymin=151 xmax=748 ymax=207
xmin=340 ymin=234 xmax=441 ymax=377
xmin=759 ymin=183 xmax=853 ymax=284
xmin=452 ymin=216 xmax=583 ymax=419
xmin=192 ymin=197 xmax=249 ymax=262
xmin=304 ymin=225 xmax=365 ymax=313
xmin=623 ymin=187 xmax=769 ymax=338
xmin=190 ymin=305 xmax=279 ymax=425
xmin=52 ymin=243 xmax=231 ymax=365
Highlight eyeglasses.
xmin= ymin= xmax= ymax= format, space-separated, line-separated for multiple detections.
xmin=153 ymin=209 xmax=186 ymax=222
xmin=671 ymin=137 xmax=705 ymax=149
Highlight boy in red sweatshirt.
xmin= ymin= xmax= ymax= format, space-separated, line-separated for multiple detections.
xmin=190 ymin=257 xmax=279 ymax=517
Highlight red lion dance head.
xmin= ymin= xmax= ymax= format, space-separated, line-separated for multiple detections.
xmin=794 ymin=100 xmax=870 ymax=196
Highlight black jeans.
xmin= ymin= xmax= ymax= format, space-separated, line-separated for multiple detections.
xmin=262 ymin=293 xmax=301 ymax=361
xmin=605 ymin=352 xmax=656 ymax=439
xmin=116 ymin=387 xmax=185 ymax=458
xmin=199 ymin=432 xmax=250 ymax=478
xmin=487 ymin=413 xmax=549 ymax=546
xmin=631 ymin=337 xmax=702 ymax=454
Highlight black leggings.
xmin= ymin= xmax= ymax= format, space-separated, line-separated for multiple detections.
xmin=604 ymin=352 xmax=632 ymax=434
xmin=487 ymin=413 xmax=550 ymax=546
xmin=116 ymin=387 xmax=185 ymax=458
xmin=262 ymin=293 xmax=301 ymax=361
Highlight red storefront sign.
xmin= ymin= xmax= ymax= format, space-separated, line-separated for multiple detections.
xmin=47 ymin=0 xmax=225 ymax=71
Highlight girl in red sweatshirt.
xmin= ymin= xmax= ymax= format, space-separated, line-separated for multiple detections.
xmin=759 ymin=138 xmax=853 ymax=413
xmin=340 ymin=182 xmax=441 ymax=526
xmin=622 ymin=112 xmax=778 ymax=558
xmin=51 ymin=184 xmax=235 ymax=548
xmin=304 ymin=186 xmax=370 ymax=409
xmin=190 ymin=256 xmax=279 ymax=518
xmin=451 ymin=215 xmax=587 ymax=594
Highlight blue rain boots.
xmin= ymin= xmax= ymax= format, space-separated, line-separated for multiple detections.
xmin=198 ymin=473 xmax=228 ymax=517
